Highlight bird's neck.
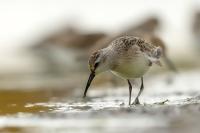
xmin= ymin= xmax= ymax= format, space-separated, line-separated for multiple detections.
xmin=101 ymin=48 xmax=115 ymax=70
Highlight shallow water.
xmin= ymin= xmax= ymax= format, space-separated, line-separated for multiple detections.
xmin=0 ymin=70 xmax=200 ymax=133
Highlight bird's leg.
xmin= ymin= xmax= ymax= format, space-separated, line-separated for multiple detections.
xmin=127 ymin=79 xmax=132 ymax=105
xmin=163 ymin=56 xmax=178 ymax=73
xmin=132 ymin=77 xmax=144 ymax=105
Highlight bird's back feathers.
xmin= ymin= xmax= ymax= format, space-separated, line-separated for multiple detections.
xmin=110 ymin=36 xmax=162 ymax=60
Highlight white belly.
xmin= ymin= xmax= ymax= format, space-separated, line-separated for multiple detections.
xmin=111 ymin=55 xmax=150 ymax=79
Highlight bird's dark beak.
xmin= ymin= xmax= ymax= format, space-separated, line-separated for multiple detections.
xmin=83 ymin=72 xmax=95 ymax=98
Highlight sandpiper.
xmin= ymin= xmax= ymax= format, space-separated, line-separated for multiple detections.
xmin=83 ymin=36 xmax=162 ymax=105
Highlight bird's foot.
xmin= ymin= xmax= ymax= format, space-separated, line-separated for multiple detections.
xmin=131 ymin=98 xmax=140 ymax=105
xmin=154 ymin=99 xmax=169 ymax=105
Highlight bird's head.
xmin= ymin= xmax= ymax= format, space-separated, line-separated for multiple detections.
xmin=89 ymin=50 xmax=108 ymax=73
xmin=83 ymin=49 xmax=109 ymax=98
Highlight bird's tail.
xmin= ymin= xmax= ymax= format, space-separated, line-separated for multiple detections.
xmin=152 ymin=47 xmax=162 ymax=59
xmin=146 ymin=46 xmax=162 ymax=67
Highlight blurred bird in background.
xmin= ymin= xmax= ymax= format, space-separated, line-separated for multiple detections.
xmin=29 ymin=16 xmax=178 ymax=88
xmin=192 ymin=10 xmax=200 ymax=51
xmin=91 ymin=16 xmax=178 ymax=72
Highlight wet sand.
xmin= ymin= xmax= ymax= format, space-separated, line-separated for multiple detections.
xmin=0 ymin=70 xmax=200 ymax=133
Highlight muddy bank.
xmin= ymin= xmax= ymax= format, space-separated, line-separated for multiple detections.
xmin=0 ymin=95 xmax=200 ymax=133
xmin=0 ymin=70 xmax=199 ymax=133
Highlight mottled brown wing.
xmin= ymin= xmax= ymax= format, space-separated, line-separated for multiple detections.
xmin=113 ymin=36 xmax=156 ymax=54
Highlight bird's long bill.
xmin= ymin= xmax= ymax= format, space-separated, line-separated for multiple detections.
xmin=83 ymin=72 xmax=95 ymax=98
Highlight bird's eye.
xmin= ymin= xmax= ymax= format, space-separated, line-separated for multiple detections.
xmin=94 ymin=62 xmax=99 ymax=68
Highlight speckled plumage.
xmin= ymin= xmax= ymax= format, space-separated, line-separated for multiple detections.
xmin=84 ymin=36 xmax=162 ymax=105
xmin=108 ymin=36 xmax=160 ymax=58
xmin=103 ymin=36 xmax=161 ymax=79
xmin=88 ymin=36 xmax=162 ymax=75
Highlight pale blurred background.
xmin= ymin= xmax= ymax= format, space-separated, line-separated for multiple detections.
xmin=0 ymin=0 xmax=200 ymax=90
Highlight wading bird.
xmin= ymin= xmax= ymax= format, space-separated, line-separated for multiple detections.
xmin=83 ymin=36 xmax=162 ymax=105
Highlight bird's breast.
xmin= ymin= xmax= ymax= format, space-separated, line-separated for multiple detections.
xmin=110 ymin=54 xmax=150 ymax=79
